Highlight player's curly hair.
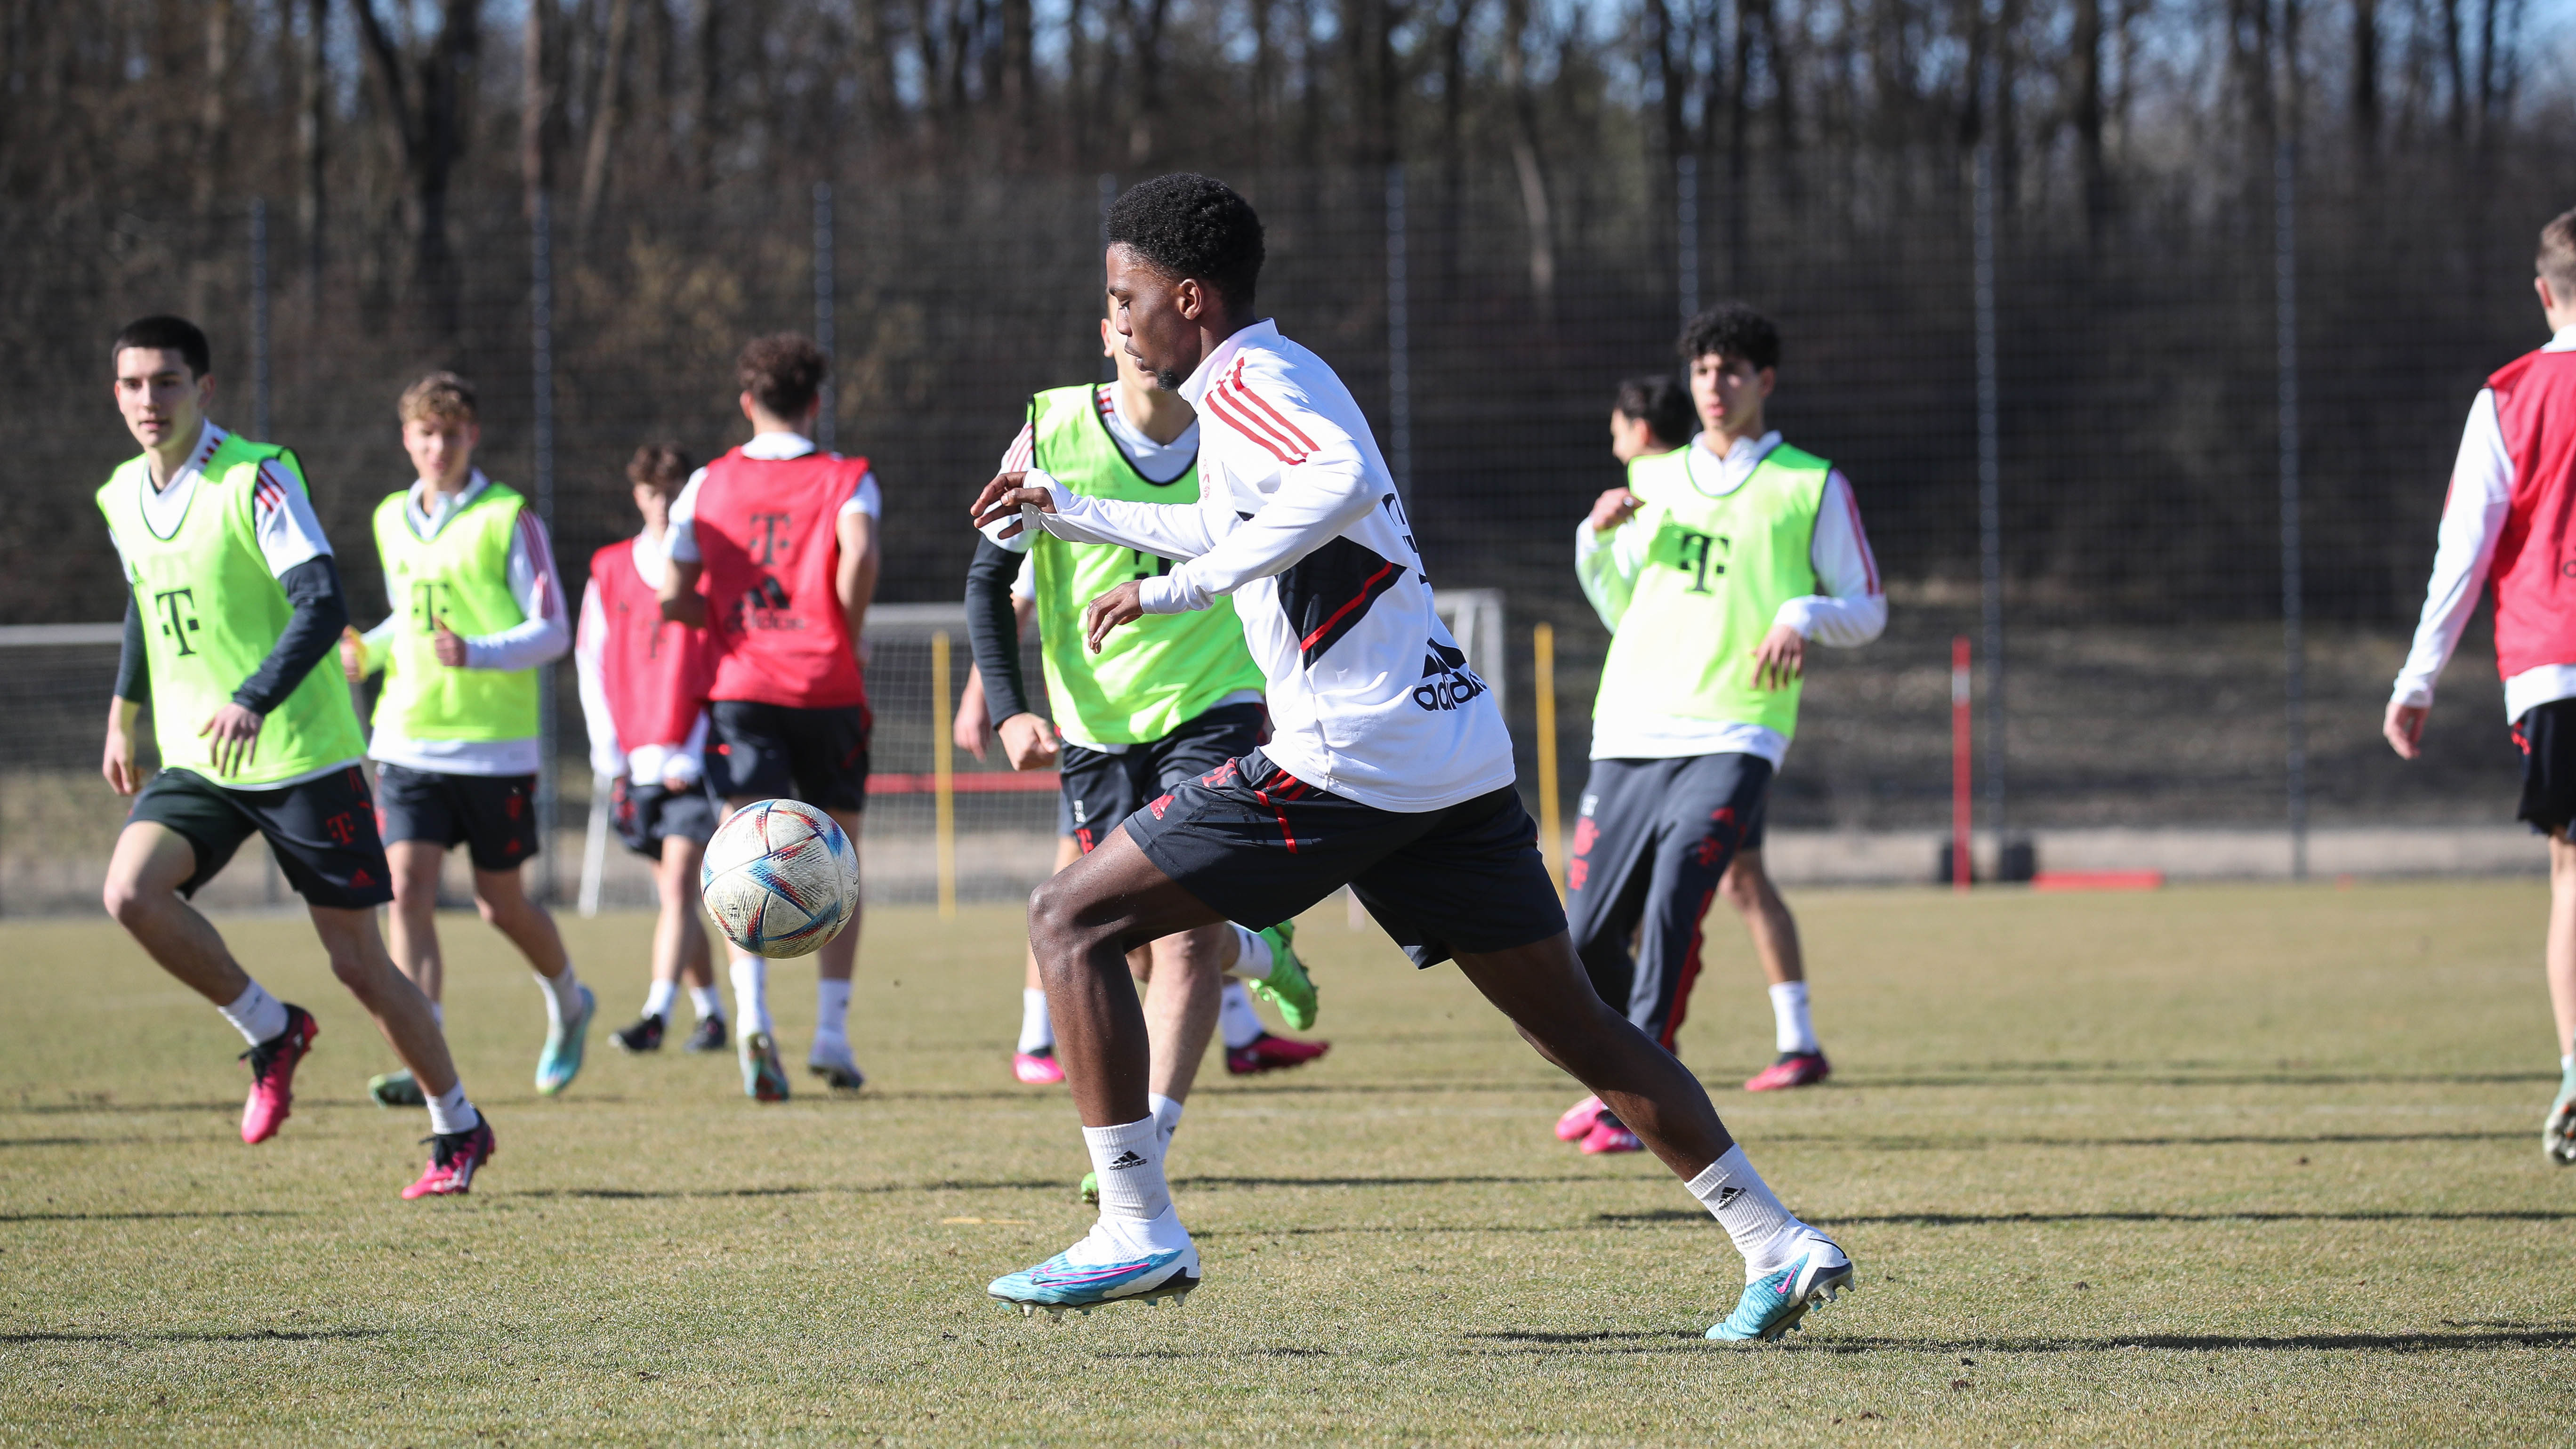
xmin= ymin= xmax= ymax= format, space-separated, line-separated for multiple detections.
xmin=738 ymin=333 xmax=829 ymax=420
xmin=626 ymin=441 xmax=692 ymax=492
xmin=1107 ymin=174 xmax=1265 ymax=311
xmin=1678 ymin=302 xmax=1781 ymax=372
xmin=1614 ymin=376 xmax=1694 ymax=450
xmin=398 ymin=371 xmax=479 ymax=426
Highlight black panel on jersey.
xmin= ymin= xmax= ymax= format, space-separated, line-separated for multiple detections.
xmin=1277 ymin=535 xmax=1405 ymax=668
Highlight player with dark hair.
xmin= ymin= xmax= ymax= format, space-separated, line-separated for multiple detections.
xmin=1610 ymin=376 xmax=1694 ymax=462
xmin=1556 ymin=304 xmax=1886 ymax=1157
xmin=972 ymin=175 xmax=1853 ymax=1341
xmin=343 ymin=372 xmax=588 ymax=1107
xmin=660 ymin=333 xmax=881 ymax=1101
xmin=96 ymin=314 xmax=496 ymax=1197
xmin=580 ymin=443 xmax=728 ymax=1055
xmin=2388 ymin=205 xmax=2576 ymax=1163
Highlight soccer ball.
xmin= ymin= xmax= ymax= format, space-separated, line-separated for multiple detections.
xmin=700 ymin=799 xmax=861 ymax=959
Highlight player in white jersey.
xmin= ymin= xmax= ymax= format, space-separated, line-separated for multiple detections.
xmin=972 ymin=174 xmax=1853 ymax=1341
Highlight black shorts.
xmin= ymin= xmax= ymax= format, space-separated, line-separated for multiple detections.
xmin=613 ymin=777 xmax=719 ymax=859
xmin=376 ymin=764 xmax=540 ymax=872
xmin=707 ymin=700 xmax=870 ymax=813
xmin=1060 ymin=702 xmax=1266 ymax=856
xmin=1121 ymin=749 xmax=1567 ymax=969
xmin=2516 ymin=699 xmax=2576 ymax=833
xmin=129 ymin=765 xmax=394 ymax=910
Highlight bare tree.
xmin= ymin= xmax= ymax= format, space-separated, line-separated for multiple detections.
xmin=578 ymin=0 xmax=636 ymax=229
xmin=352 ymin=0 xmax=483 ymax=338
xmin=1502 ymin=0 xmax=1556 ymax=315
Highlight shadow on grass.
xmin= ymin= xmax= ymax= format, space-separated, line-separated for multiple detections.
xmin=0 ymin=1201 xmax=304 ymax=1212
xmin=0 ymin=1138 xmax=97 ymax=1149
xmin=1179 ymin=1174 xmax=1598 ymax=1190
xmin=1838 ymin=1070 xmax=2542 ymax=1090
xmin=1462 ymin=1327 xmax=2576 ymax=1354
xmin=513 ymin=1178 xmax=1066 ymax=1202
xmin=1 ymin=1102 xmax=242 ymax=1117
xmin=0 ymin=1327 xmax=393 ymax=1346
xmin=1764 ymin=1131 xmax=2526 ymax=1151
xmin=1591 ymin=1207 xmax=2576 ymax=1226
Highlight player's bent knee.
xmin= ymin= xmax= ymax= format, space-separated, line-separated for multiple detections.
xmin=100 ymin=873 xmax=155 ymax=927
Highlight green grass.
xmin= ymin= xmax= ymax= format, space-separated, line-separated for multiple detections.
xmin=3 ymin=880 xmax=2571 ymax=1445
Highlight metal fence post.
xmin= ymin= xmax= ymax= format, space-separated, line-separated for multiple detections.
xmin=1675 ymin=154 xmax=1699 ymax=322
xmin=1099 ymin=173 xmax=1118 ymax=382
xmin=813 ymin=181 xmax=836 ymax=452
xmin=531 ymin=190 xmax=559 ymax=904
xmin=1385 ymin=162 xmax=1411 ymax=503
xmin=2277 ymin=136 xmax=2308 ymax=880
xmin=1972 ymin=75 xmax=2007 ymax=853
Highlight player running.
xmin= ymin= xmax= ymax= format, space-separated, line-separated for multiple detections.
xmin=2387 ymin=206 xmax=2576 ymax=1165
xmin=659 ymin=334 xmax=878 ymax=1101
xmin=577 ymin=443 xmax=729 ymax=1056
xmin=973 ymin=175 xmax=1853 ymax=1340
xmin=96 ymin=314 xmax=495 ymax=1198
xmin=343 ymin=373 xmax=588 ymax=1106
xmin=958 ymin=569 xmax=1323 ymax=1087
xmin=965 ymin=311 xmax=1330 ymax=1184
xmin=1556 ymin=316 xmax=1887 ymax=1155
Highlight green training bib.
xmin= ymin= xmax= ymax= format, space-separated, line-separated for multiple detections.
xmin=1025 ymin=385 xmax=1266 ymax=745
xmin=97 ymin=435 xmax=368 ymax=787
xmin=371 ymin=481 xmax=541 ymax=742
xmin=1593 ymin=442 xmax=1830 ymax=740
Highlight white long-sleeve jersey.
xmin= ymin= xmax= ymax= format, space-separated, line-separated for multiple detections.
xmin=1575 ymin=430 xmax=1887 ymax=764
xmin=2393 ymin=327 xmax=2576 ymax=723
xmin=1010 ymin=319 xmax=1515 ymax=812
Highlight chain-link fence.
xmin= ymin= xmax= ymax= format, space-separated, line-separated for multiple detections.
xmin=5 ymin=157 xmax=2561 ymax=911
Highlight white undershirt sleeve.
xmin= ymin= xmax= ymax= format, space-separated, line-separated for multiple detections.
xmin=2392 ymin=389 xmax=2516 ymax=708
xmin=252 ymin=460 xmax=333 ymax=577
xmin=664 ymin=471 xmax=708 ymax=563
xmin=1575 ymin=516 xmax=1643 ymax=631
xmin=1774 ymin=470 xmax=1889 ymax=646
xmin=462 ymin=510 xmax=574 ymax=671
xmin=573 ymin=578 xmax=623 ymax=777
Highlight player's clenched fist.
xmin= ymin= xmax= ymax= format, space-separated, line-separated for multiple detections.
xmin=1588 ymin=487 xmax=1642 ymax=534
xmin=1083 ymin=580 xmax=1147 ymax=654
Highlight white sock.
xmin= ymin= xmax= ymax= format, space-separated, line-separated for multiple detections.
xmin=426 ymin=1081 xmax=481 ymax=1135
xmin=689 ymin=985 xmax=725 ymax=1023
xmin=814 ymin=978 xmax=853 ymax=1046
xmin=1148 ymin=1092 xmax=1184 ymax=1152
xmin=731 ymin=956 xmax=772 ymax=1037
xmin=218 ymin=980 xmax=290 ymax=1047
xmin=642 ymin=979 xmax=679 ymax=1021
xmin=1769 ymin=981 xmax=1818 ymax=1055
xmin=537 ymin=962 xmax=585 ymax=1025
xmin=1018 ymin=987 xmax=1055 ymax=1054
xmin=1228 ymin=923 xmax=1274 ymax=982
xmin=1218 ymin=980 xmax=1265 ymax=1050
xmin=1082 ymin=1116 xmax=1173 ymax=1222
xmin=1689 ymin=1146 xmax=1816 ymax=1281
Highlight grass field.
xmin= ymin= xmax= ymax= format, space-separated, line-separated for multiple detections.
xmin=4 ymin=879 xmax=2571 ymax=1445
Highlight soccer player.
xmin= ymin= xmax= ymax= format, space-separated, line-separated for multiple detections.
xmin=965 ymin=312 xmax=1329 ymax=1139
xmin=1607 ymin=374 xmax=1694 ymax=467
xmin=577 ymin=443 xmax=729 ymax=1055
xmin=343 ymin=373 xmax=588 ymax=1105
xmin=96 ymin=314 xmax=495 ymax=1198
xmin=972 ymin=175 xmax=1853 ymax=1340
xmin=2387 ymin=205 xmax=2576 ymax=1164
xmin=1556 ymin=315 xmax=1887 ymax=1155
xmin=659 ymin=334 xmax=878 ymax=1101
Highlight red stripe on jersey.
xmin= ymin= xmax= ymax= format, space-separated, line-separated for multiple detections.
xmin=253 ymin=463 xmax=286 ymax=514
xmin=1202 ymin=386 xmax=1300 ymax=465
xmin=1218 ymin=382 xmax=1313 ymax=464
xmin=1299 ymin=561 xmax=1399 ymax=652
xmin=1226 ymin=359 xmax=1321 ymax=453
xmin=1838 ymin=480 xmax=1882 ymax=594
xmin=1000 ymin=422 xmax=1035 ymax=473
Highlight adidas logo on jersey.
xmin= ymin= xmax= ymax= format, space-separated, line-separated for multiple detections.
xmin=1411 ymin=639 xmax=1489 ymax=712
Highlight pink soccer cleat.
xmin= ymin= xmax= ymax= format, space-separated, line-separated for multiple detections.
xmin=239 ymin=1005 xmax=318 ymax=1145
xmin=1224 ymin=1032 xmax=1330 ymax=1076
xmin=1013 ymin=1047 xmax=1066 ymax=1086
xmin=1578 ymin=1112 xmax=1644 ymax=1155
xmin=402 ymin=1117 xmax=497 ymax=1199
xmin=1744 ymin=1051 xmax=1831 ymax=1092
xmin=1555 ymin=1094 xmax=1605 ymax=1143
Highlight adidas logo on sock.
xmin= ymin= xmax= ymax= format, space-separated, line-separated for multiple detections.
xmin=1107 ymin=1151 xmax=1147 ymax=1169
xmin=1715 ymin=1185 xmax=1743 ymax=1208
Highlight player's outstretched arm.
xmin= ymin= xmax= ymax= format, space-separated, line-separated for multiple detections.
xmin=971 ymin=470 xmax=1216 ymax=560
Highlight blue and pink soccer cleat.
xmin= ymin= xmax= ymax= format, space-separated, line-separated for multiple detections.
xmin=989 ymin=1214 xmax=1201 ymax=1319
xmin=1707 ymin=1235 xmax=1855 ymax=1341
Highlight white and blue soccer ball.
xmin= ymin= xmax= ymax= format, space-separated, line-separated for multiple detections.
xmin=700 ymin=799 xmax=861 ymax=959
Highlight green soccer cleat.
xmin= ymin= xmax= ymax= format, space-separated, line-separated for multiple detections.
xmin=2548 ymin=1078 xmax=2576 ymax=1166
xmin=1707 ymin=1236 xmax=1855 ymax=1343
xmin=1080 ymin=1171 xmax=1100 ymax=1206
xmin=369 ymin=1069 xmax=426 ymax=1109
xmin=535 ymin=985 xmax=596 ymax=1096
xmin=1243 ymin=921 xmax=1319 ymax=1032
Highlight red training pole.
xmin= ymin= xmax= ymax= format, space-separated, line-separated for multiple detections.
xmin=1951 ymin=636 xmax=1974 ymax=894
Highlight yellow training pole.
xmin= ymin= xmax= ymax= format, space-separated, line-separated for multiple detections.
xmin=1533 ymin=622 xmax=1563 ymax=894
xmin=932 ymin=631 xmax=957 ymax=920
